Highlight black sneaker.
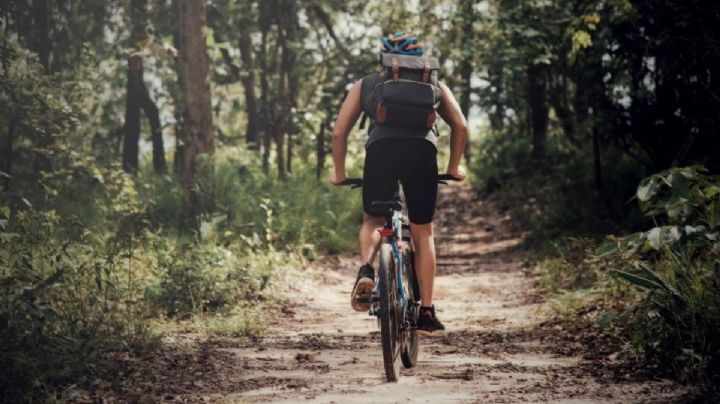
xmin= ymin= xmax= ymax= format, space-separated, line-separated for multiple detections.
xmin=417 ymin=305 xmax=445 ymax=335
xmin=351 ymin=264 xmax=375 ymax=312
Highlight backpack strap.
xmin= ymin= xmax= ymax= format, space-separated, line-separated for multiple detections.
xmin=391 ymin=56 xmax=400 ymax=82
xmin=422 ymin=58 xmax=431 ymax=83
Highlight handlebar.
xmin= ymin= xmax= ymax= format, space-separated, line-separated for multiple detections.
xmin=338 ymin=174 xmax=461 ymax=188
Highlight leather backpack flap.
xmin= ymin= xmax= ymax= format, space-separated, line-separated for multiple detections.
xmin=375 ymin=54 xmax=441 ymax=129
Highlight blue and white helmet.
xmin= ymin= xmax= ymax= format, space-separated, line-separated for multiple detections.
xmin=379 ymin=32 xmax=424 ymax=57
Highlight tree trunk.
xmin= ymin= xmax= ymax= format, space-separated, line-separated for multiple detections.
xmin=177 ymin=0 xmax=214 ymax=222
xmin=258 ymin=1 xmax=271 ymax=174
xmin=550 ymin=74 xmax=576 ymax=145
xmin=487 ymin=65 xmax=505 ymax=131
xmin=139 ymin=84 xmax=167 ymax=174
xmin=274 ymin=0 xmax=292 ymax=179
xmin=316 ymin=119 xmax=326 ymax=180
xmin=458 ymin=0 xmax=474 ymax=164
xmin=459 ymin=59 xmax=472 ymax=165
xmin=172 ymin=24 xmax=184 ymax=176
xmin=238 ymin=21 xmax=260 ymax=149
xmin=527 ymin=64 xmax=549 ymax=159
xmin=32 ymin=0 xmax=50 ymax=72
xmin=122 ymin=54 xmax=166 ymax=173
xmin=1 ymin=117 xmax=18 ymax=191
xmin=122 ymin=55 xmax=142 ymax=172
xmin=129 ymin=0 xmax=148 ymax=47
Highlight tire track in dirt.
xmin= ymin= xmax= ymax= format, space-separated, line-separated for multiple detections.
xmin=212 ymin=184 xmax=689 ymax=403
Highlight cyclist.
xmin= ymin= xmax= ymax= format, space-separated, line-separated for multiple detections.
xmin=330 ymin=32 xmax=468 ymax=335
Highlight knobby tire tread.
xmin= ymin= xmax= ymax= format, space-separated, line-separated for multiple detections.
xmin=378 ymin=243 xmax=400 ymax=382
xmin=401 ymin=245 xmax=419 ymax=368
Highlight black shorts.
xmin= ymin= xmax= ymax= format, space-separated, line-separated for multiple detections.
xmin=363 ymin=138 xmax=438 ymax=224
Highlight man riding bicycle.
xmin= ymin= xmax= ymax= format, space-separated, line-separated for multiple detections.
xmin=330 ymin=32 xmax=468 ymax=335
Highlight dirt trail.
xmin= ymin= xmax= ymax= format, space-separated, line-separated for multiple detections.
xmin=212 ymin=184 xmax=687 ymax=403
xmin=108 ymin=184 xmax=689 ymax=403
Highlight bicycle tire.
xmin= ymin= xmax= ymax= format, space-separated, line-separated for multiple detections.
xmin=401 ymin=245 xmax=419 ymax=368
xmin=378 ymin=242 xmax=401 ymax=382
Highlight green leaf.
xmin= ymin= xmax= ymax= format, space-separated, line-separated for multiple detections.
xmin=637 ymin=178 xmax=660 ymax=202
xmin=596 ymin=240 xmax=619 ymax=256
xmin=637 ymin=264 xmax=682 ymax=299
xmin=611 ymin=269 xmax=664 ymax=290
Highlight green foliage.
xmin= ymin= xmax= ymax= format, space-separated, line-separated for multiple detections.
xmin=595 ymin=167 xmax=720 ymax=384
xmin=535 ymin=167 xmax=720 ymax=388
xmin=471 ymin=129 xmax=645 ymax=247
xmin=0 ymin=28 xmax=363 ymax=397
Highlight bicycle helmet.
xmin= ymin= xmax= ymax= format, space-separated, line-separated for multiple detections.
xmin=379 ymin=32 xmax=424 ymax=57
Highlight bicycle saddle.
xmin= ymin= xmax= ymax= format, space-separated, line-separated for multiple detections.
xmin=371 ymin=200 xmax=403 ymax=212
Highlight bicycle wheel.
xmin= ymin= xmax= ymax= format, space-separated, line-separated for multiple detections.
xmin=401 ymin=244 xmax=419 ymax=368
xmin=378 ymin=242 xmax=401 ymax=382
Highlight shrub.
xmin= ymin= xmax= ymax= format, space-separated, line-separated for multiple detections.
xmin=598 ymin=166 xmax=720 ymax=385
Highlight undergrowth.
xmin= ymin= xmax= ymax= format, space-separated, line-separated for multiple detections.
xmin=0 ymin=38 xmax=362 ymax=401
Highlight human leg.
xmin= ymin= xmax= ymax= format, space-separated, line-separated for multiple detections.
xmin=410 ymin=222 xmax=436 ymax=307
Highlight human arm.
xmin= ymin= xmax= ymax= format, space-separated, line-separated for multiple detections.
xmin=329 ymin=80 xmax=363 ymax=185
xmin=437 ymin=82 xmax=468 ymax=180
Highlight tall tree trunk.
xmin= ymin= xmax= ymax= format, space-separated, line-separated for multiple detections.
xmin=1 ymin=117 xmax=18 ymax=191
xmin=32 ymin=0 xmax=50 ymax=72
xmin=278 ymin=1 xmax=298 ymax=177
xmin=258 ymin=1 xmax=271 ymax=174
xmin=172 ymin=21 xmax=184 ymax=175
xmin=316 ymin=119 xmax=327 ymax=180
xmin=487 ymin=65 xmax=505 ymax=131
xmin=550 ymin=74 xmax=576 ymax=144
xmin=140 ymin=84 xmax=167 ymax=173
xmin=238 ymin=20 xmax=260 ymax=149
xmin=177 ymin=0 xmax=214 ymax=223
xmin=122 ymin=55 xmax=167 ymax=173
xmin=122 ymin=55 xmax=142 ymax=172
xmin=459 ymin=59 xmax=472 ymax=164
xmin=527 ymin=63 xmax=549 ymax=159
xmin=129 ymin=0 xmax=148 ymax=47
xmin=458 ymin=0 xmax=474 ymax=164
xmin=123 ymin=0 xmax=166 ymax=173
xmin=273 ymin=0 xmax=292 ymax=179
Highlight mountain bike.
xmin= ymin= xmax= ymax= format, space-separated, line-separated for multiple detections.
xmin=340 ymin=174 xmax=457 ymax=382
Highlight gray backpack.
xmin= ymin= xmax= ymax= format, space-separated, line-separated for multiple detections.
xmin=361 ymin=53 xmax=441 ymax=131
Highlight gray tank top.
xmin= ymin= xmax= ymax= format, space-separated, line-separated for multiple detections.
xmin=360 ymin=73 xmax=438 ymax=149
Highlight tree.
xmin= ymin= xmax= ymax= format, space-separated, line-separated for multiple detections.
xmin=122 ymin=55 xmax=167 ymax=173
xmin=457 ymin=0 xmax=476 ymax=164
xmin=122 ymin=0 xmax=166 ymax=174
xmin=176 ymin=0 xmax=214 ymax=222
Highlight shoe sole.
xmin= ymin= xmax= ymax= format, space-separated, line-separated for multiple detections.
xmin=416 ymin=329 xmax=446 ymax=337
xmin=351 ymin=277 xmax=374 ymax=312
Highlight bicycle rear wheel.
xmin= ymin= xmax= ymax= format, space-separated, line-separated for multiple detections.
xmin=401 ymin=244 xmax=419 ymax=368
xmin=378 ymin=242 xmax=401 ymax=382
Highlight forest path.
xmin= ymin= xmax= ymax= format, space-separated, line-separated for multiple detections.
xmin=212 ymin=184 xmax=686 ymax=403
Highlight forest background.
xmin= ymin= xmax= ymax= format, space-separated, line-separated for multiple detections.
xmin=1 ymin=0 xmax=719 ymax=400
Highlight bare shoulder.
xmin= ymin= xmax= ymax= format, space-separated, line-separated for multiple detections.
xmin=438 ymin=81 xmax=455 ymax=99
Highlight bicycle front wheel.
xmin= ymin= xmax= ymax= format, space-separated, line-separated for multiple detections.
xmin=378 ymin=242 xmax=401 ymax=382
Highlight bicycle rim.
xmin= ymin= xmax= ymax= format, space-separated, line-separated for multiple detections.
xmin=378 ymin=242 xmax=401 ymax=382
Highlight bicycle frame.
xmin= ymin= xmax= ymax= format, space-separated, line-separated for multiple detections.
xmin=376 ymin=209 xmax=408 ymax=310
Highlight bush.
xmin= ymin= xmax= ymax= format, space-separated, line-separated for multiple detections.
xmin=598 ymin=166 xmax=720 ymax=385
xmin=471 ymin=129 xmax=646 ymax=248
